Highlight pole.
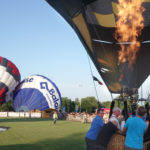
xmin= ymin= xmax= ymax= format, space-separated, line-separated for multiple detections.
xmin=141 ymin=86 xmax=143 ymax=106
xmin=80 ymin=99 xmax=81 ymax=113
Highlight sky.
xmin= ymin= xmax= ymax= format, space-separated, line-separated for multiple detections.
xmin=0 ymin=0 xmax=150 ymax=102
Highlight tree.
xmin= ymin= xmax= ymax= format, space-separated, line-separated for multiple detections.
xmin=74 ymin=98 xmax=80 ymax=112
xmin=0 ymin=100 xmax=14 ymax=111
xmin=97 ymin=101 xmax=102 ymax=109
xmin=70 ymin=101 xmax=75 ymax=112
xmin=81 ymin=96 xmax=98 ymax=113
xmin=61 ymin=97 xmax=75 ymax=113
xmin=101 ymin=101 xmax=111 ymax=108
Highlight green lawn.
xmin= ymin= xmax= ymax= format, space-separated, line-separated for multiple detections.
xmin=0 ymin=118 xmax=90 ymax=150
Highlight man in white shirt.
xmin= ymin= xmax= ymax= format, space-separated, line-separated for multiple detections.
xmin=109 ymin=107 xmax=121 ymax=129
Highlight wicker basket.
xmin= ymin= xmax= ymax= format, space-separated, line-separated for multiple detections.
xmin=107 ymin=133 xmax=150 ymax=150
xmin=143 ymin=141 xmax=150 ymax=150
xmin=107 ymin=133 xmax=125 ymax=150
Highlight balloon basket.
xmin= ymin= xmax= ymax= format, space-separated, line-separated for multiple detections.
xmin=107 ymin=133 xmax=125 ymax=150
xmin=107 ymin=133 xmax=150 ymax=150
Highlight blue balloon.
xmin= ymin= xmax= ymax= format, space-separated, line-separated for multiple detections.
xmin=13 ymin=75 xmax=61 ymax=112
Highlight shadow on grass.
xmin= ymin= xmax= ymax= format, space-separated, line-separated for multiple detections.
xmin=0 ymin=132 xmax=86 ymax=150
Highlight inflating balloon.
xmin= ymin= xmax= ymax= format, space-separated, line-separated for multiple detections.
xmin=0 ymin=56 xmax=20 ymax=105
xmin=46 ymin=0 xmax=150 ymax=93
xmin=13 ymin=75 xmax=61 ymax=112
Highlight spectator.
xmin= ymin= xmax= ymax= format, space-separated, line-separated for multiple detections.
xmin=123 ymin=106 xmax=148 ymax=150
xmin=96 ymin=107 xmax=122 ymax=150
xmin=109 ymin=107 xmax=122 ymax=129
xmin=53 ymin=111 xmax=58 ymax=124
xmin=85 ymin=108 xmax=104 ymax=150
xmin=144 ymin=103 xmax=150 ymax=149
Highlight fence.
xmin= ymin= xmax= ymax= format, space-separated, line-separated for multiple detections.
xmin=0 ymin=112 xmax=42 ymax=118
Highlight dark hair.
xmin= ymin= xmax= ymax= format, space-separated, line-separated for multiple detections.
xmin=137 ymin=106 xmax=146 ymax=116
xmin=97 ymin=108 xmax=104 ymax=114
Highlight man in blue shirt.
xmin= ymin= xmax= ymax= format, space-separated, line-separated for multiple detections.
xmin=85 ymin=108 xmax=104 ymax=150
xmin=123 ymin=106 xmax=148 ymax=150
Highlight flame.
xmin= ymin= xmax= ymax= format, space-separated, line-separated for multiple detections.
xmin=115 ymin=0 xmax=145 ymax=67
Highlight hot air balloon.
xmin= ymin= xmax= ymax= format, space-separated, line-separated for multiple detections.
xmin=46 ymin=0 xmax=150 ymax=94
xmin=45 ymin=1 xmax=150 ymax=148
xmin=13 ymin=75 xmax=61 ymax=112
xmin=46 ymin=0 xmax=150 ymax=116
xmin=0 ymin=56 xmax=20 ymax=105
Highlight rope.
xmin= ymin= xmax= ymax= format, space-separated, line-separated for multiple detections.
xmin=141 ymin=85 xmax=143 ymax=105
xmin=87 ymin=54 xmax=100 ymax=102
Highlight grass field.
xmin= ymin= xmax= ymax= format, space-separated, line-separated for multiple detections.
xmin=0 ymin=118 xmax=90 ymax=150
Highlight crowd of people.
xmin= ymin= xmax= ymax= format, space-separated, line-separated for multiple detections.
xmin=85 ymin=106 xmax=150 ymax=150
xmin=66 ymin=111 xmax=110 ymax=123
xmin=50 ymin=104 xmax=150 ymax=149
xmin=50 ymin=109 xmax=110 ymax=124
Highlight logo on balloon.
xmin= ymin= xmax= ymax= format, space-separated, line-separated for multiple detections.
xmin=40 ymin=82 xmax=59 ymax=109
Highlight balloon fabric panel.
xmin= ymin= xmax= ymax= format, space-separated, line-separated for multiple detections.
xmin=13 ymin=88 xmax=49 ymax=112
xmin=13 ymin=75 xmax=61 ymax=112
xmin=0 ymin=56 xmax=20 ymax=105
xmin=46 ymin=0 xmax=150 ymax=93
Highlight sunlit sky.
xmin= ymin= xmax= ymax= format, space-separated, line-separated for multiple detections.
xmin=0 ymin=1 xmax=150 ymax=102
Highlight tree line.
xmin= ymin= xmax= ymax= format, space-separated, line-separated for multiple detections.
xmin=0 ymin=96 xmax=137 ymax=113
xmin=61 ymin=96 xmax=130 ymax=113
xmin=61 ymin=96 xmax=141 ymax=113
